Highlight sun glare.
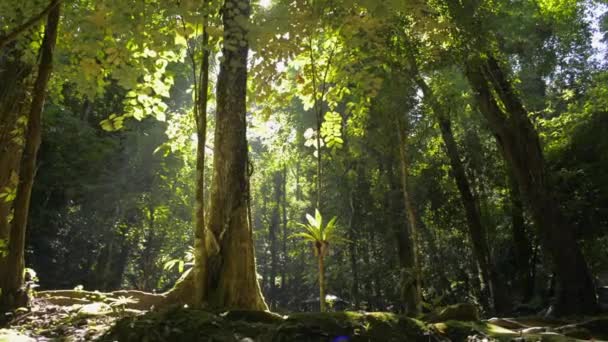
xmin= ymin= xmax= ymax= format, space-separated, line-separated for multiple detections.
xmin=259 ymin=0 xmax=272 ymax=9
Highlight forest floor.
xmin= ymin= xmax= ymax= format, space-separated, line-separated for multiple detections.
xmin=1 ymin=293 xmax=607 ymax=341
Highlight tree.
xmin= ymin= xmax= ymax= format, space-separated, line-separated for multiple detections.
xmin=395 ymin=114 xmax=422 ymax=315
xmin=185 ymin=0 xmax=267 ymax=310
xmin=0 ymin=1 xmax=60 ymax=312
xmin=293 ymin=209 xmax=345 ymax=312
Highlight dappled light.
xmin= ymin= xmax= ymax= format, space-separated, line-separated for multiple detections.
xmin=1 ymin=0 xmax=608 ymax=341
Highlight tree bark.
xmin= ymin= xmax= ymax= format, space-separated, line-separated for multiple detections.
xmin=192 ymin=1 xmax=211 ymax=308
xmin=394 ymin=117 xmax=422 ymax=315
xmin=0 ymin=47 xmax=32 ymax=305
xmin=318 ymin=252 xmax=326 ymax=312
xmin=267 ymin=171 xmax=281 ymax=308
xmin=280 ymin=165 xmax=288 ymax=304
xmin=348 ymin=188 xmax=360 ymax=308
xmin=465 ymin=54 xmax=597 ymax=315
xmin=1 ymin=3 xmax=60 ymax=312
xmin=404 ymin=50 xmax=508 ymax=311
xmin=508 ymin=170 xmax=534 ymax=302
xmin=185 ymin=0 xmax=267 ymax=310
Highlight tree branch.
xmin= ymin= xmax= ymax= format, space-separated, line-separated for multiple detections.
xmin=0 ymin=0 xmax=62 ymax=51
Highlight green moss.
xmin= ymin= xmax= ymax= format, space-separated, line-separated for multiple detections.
xmin=101 ymin=310 xmax=431 ymax=342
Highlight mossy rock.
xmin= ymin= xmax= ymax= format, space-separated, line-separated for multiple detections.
xmin=100 ymin=309 xmax=431 ymax=342
xmin=0 ymin=329 xmax=35 ymax=342
xmin=100 ymin=307 xmax=240 ymax=342
xmin=221 ymin=310 xmax=285 ymax=324
xmin=260 ymin=312 xmax=429 ymax=342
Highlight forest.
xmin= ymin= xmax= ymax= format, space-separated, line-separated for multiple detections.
xmin=1 ymin=0 xmax=608 ymax=341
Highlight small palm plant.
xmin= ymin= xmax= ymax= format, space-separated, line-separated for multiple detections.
xmin=292 ymin=209 xmax=347 ymax=312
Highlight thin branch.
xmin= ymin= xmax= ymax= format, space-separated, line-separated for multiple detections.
xmin=0 ymin=0 xmax=62 ymax=50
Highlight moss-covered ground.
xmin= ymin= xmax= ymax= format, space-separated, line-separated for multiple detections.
xmin=2 ymin=299 xmax=608 ymax=341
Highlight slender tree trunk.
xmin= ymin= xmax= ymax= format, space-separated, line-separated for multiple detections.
xmin=267 ymin=172 xmax=281 ymax=308
xmin=318 ymin=253 xmax=326 ymax=312
xmin=394 ymin=117 xmax=422 ymax=315
xmin=281 ymin=165 xmax=288 ymax=303
xmin=465 ymin=54 xmax=597 ymax=315
xmin=0 ymin=3 xmax=60 ymax=312
xmin=348 ymin=189 xmax=360 ymax=308
xmin=408 ymin=62 xmax=508 ymax=312
xmin=192 ymin=2 xmax=211 ymax=308
xmin=508 ymin=171 xmax=534 ymax=302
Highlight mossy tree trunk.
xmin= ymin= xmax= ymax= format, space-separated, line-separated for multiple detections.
xmin=1 ymin=3 xmax=60 ymax=312
xmin=180 ymin=0 xmax=267 ymax=311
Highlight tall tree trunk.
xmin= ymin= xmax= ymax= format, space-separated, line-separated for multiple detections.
xmin=267 ymin=171 xmax=281 ymax=308
xmin=394 ymin=117 xmax=422 ymax=315
xmin=192 ymin=1 xmax=211 ymax=308
xmin=508 ymin=171 xmax=534 ymax=302
xmin=0 ymin=3 xmax=60 ymax=312
xmin=318 ymin=252 xmax=326 ymax=312
xmin=0 ymin=49 xmax=31 ymax=304
xmin=280 ymin=165 xmax=288 ymax=304
xmin=465 ymin=54 xmax=597 ymax=315
xmin=348 ymin=188 xmax=360 ymax=308
xmin=407 ymin=56 xmax=508 ymax=312
xmin=186 ymin=0 xmax=266 ymax=310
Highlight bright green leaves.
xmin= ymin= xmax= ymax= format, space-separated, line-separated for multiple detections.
xmin=99 ymin=52 xmax=174 ymax=131
xmin=538 ymin=0 xmax=578 ymax=21
xmin=10 ymin=115 xmax=28 ymax=147
xmin=0 ymin=238 xmax=7 ymax=258
xmin=321 ymin=111 xmax=343 ymax=149
xmin=0 ymin=171 xmax=19 ymax=204
xmin=292 ymin=209 xmax=347 ymax=255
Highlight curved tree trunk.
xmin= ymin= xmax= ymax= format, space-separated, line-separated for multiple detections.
xmin=0 ymin=3 xmax=60 ymax=312
xmin=405 ymin=53 xmax=508 ymax=312
xmin=465 ymin=54 xmax=597 ymax=315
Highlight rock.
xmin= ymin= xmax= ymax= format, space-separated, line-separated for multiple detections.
xmin=0 ymin=329 xmax=35 ymax=342
xmin=77 ymin=302 xmax=113 ymax=317
xmin=428 ymin=303 xmax=479 ymax=322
